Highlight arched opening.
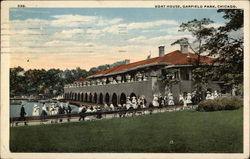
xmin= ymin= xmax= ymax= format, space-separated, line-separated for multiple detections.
xmin=130 ymin=92 xmax=136 ymax=99
xmin=81 ymin=93 xmax=84 ymax=102
xmin=74 ymin=93 xmax=77 ymax=101
xmin=112 ymin=93 xmax=118 ymax=106
xmin=89 ymin=93 xmax=93 ymax=102
xmin=105 ymin=93 xmax=110 ymax=104
xmin=78 ymin=93 xmax=81 ymax=101
xmin=94 ymin=93 xmax=97 ymax=103
xmin=99 ymin=93 xmax=103 ymax=104
xmin=70 ymin=92 xmax=72 ymax=100
xmin=85 ymin=93 xmax=88 ymax=102
xmin=120 ymin=93 xmax=126 ymax=105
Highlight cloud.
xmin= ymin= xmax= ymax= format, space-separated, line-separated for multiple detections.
xmin=128 ymin=20 xmax=178 ymax=29
xmin=53 ymin=29 xmax=85 ymax=38
xmin=49 ymin=15 xmax=124 ymax=28
xmin=127 ymin=34 xmax=193 ymax=44
xmin=96 ymin=17 xmax=123 ymax=26
xmin=44 ymin=40 xmax=78 ymax=46
xmin=108 ymin=18 xmax=124 ymax=25
xmin=141 ymin=27 xmax=179 ymax=34
xmin=9 ymin=18 xmax=48 ymax=25
xmin=103 ymin=20 xmax=179 ymax=34
xmin=50 ymin=14 xmax=97 ymax=27
xmin=10 ymin=29 xmax=42 ymax=35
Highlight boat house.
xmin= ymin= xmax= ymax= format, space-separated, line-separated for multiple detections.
xmin=64 ymin=44 xmax=221 ymax=106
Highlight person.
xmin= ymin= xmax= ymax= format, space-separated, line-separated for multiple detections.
xmin=131 ymin=96 xmax=138 ymax=109
xmin=40 ymin=103 xmax=48 ymax=123
xmin=110 ymin=104 xmax=115 ymax=111
xmin=86 ymin=106 xmax=92 ymax=113
xmin=49 ymin=104 xmax=56 ymax=115
xmin=58 ymin=103 xmax=64 ymax=122
xmin=67 ymin=104 xmax=72 ymax=114
xmin=79 ymin=105 xmax=87 ymax=121
xmin=158 ymin=95 xmax=164 ymax=108
xmin=163 ymin=95 xmax=167 ymax=106
xmin=32 ymin=104 xmax=40 ymax=116
xmin=85 ymin=106 xmax=93 ymax=120
xmin=104 ymin=104 xmax=110 ymax=111
xmin=214 ymin=90 xmax=219 ymax=98
xmin=140 ymin=96 xmax=147 ymax=108
xmin=126 ymin=97 xmax=132 ymax=110
xmin=19 ymin=104 xmax=27 ymax=126
xmin=49 ymin=104 xmax=57 ymax=123
xmin=186 ymin=93 xmax=192 ymax=105
xmin=148 ymin=102 xmax=154 ymax=115
xmin=168 ymin=93 xmax=175 ymax=106
xmin=210 ymin=93 xmax=215 ymax=100
xmin=96 ymin=106 xmax=102 ymax=119
xmin=206 ymin=91 xmax=212 ymax=100
xmin=152 ymin=94 xmax=159 ymax=107
xmin=66 ymin=104 xmax=72 ymax=122
xmin=179 ymin=94 xmax=184 ymax=105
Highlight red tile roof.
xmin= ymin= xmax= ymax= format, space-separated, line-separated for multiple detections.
xmin=75 ymin=78 xmax=89 ymax=82
xmin=88 ymin=50 xmax=215 ymax=78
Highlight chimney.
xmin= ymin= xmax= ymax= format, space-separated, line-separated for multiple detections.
xmin=180 ymin=41 xmax=189 ymax=54
xmin=158 ymin=46 xmax=165 ymax=57
xmin=125 ymin=59 xmax=130 ymax=64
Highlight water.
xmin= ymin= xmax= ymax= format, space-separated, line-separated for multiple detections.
xmin=10 ymin=101 xmax=79 ymax=118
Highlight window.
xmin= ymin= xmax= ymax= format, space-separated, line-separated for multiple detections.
xmin=180 ymin=68 xmax=190 ymax=80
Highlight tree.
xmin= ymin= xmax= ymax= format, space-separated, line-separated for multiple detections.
xmin=207 ymin=9 xmax=243 ymax=90
xmin=10 ymin=66 xmax=26 ymax=96
xmin=171 ymin=18 xmax=215 ymax=66
xmin=171 ymin=18 xmax=216 ymax=95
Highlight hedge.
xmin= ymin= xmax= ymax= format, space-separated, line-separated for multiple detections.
xmin=197 ymin=96 xmax=243 ymax=112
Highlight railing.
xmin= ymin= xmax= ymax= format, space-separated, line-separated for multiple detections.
xmin=64 ymin=79 xmax=149 ymax=88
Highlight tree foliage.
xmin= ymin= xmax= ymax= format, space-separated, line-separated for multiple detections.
xmin=10 ymin=60 xmax=127 ymax=97
xmin=207 ymin=9 xmax=243 ymax=86
xmin=171 ymin=18 xmax=217 ymax=94
xmin=172 ymin=9 xmax=243 ymax=94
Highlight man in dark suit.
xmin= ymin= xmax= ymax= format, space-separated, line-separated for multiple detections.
xmin=19 ymin=104 xmax=28 ymax=125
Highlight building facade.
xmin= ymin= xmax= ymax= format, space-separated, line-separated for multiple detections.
xmin=64 ymin=44 xmax=221 ymax=106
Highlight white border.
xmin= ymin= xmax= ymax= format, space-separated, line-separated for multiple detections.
xmin=1 ymin=1 xmax=249 ymax=159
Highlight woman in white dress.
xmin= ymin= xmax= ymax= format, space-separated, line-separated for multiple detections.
xmin=32 ymin=104 xmax=40 ymax=116
xmin=152 ymin=94 xmax=159 ymax=107
xmin=186 ymin=93 xmax=192 ymax=105
xmin=168 ymin=93 xmax=175 ymax=106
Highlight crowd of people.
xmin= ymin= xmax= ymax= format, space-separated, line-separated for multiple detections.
xmin=32 ymin=102 xmax=72 ymax=117
xmin=17 ymin=90 xmax=221 ymax=125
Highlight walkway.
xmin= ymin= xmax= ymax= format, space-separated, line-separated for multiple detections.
xmin=10 ymin=105 xmax=198 ymax=127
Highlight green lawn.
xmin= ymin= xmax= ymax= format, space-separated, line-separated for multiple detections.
xmin=10 ymin=108 xmax=243 ymax=153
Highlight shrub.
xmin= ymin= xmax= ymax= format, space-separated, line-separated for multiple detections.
xmin=197 ymin=96 xmax=243 ymax=112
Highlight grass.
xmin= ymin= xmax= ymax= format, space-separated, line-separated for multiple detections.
xmin=10 ymin=108 xmax=243 ymax=153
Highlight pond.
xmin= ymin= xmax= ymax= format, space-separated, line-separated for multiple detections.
xmin=10 ymin=101 xmax=79 ymax=118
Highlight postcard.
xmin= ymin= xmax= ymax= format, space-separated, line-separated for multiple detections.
xmin=1 ymin=1 xmax=249 ymax=159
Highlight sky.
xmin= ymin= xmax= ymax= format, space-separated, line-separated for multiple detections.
xmin=7 ymin=8 xmax=228 ymax=70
